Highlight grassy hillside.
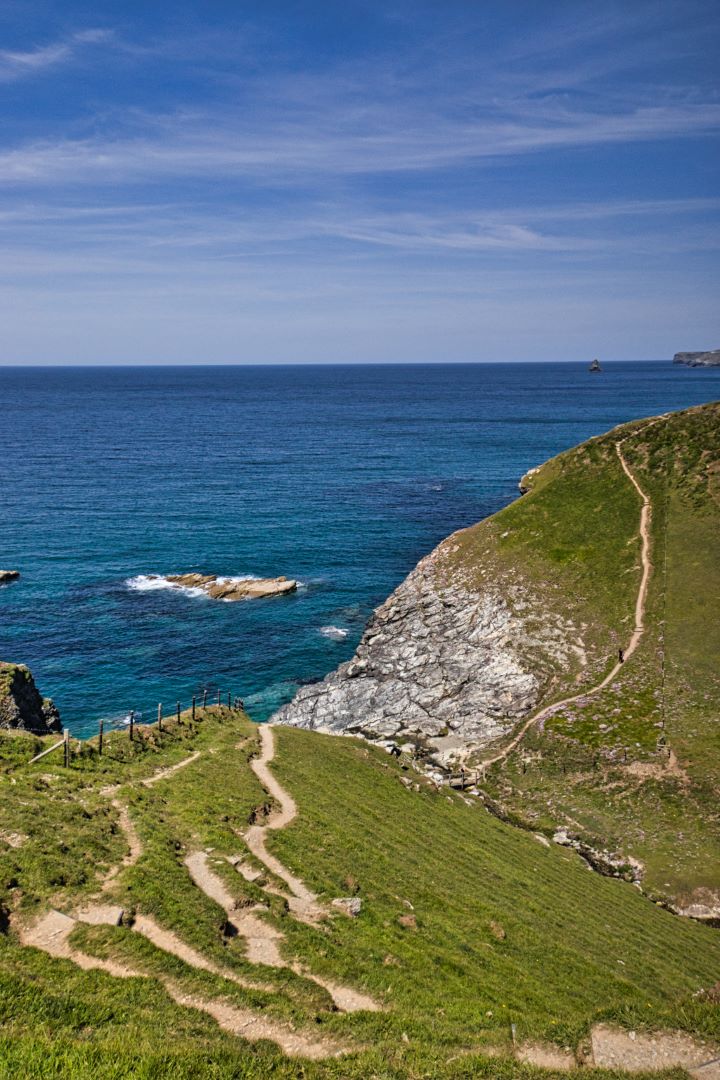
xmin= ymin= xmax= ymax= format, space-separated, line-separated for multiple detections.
xmin=1 ymin=707 xmax=719 ymax=1078
xmin=452 ymin=403 xmax=720 ymax=914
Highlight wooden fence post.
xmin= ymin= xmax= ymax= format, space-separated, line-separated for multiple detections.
xmin=203 ymin=689 xmax=207 ymax=710
xmin=63 ymin=728 xmax=70 ymax=767
xmin=192 ymin=695 xmax=196 ymax=721
xmin=217 ymin=689 xmax=221 ymax=707
xmin=176 ymin=701 xmax=181 ymax=724
xmin=158 ymin=703 xmax=163 ymax=732
xmin=98 ymin=718 xmax=104 ymax=756
xmin=129 ymin=710 xmax=135 ymax=741
xmin=227 ymin=691 xmax=231 ymax=709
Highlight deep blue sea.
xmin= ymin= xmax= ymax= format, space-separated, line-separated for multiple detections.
xmin=1 ymin=362 xmax=719 ymax=737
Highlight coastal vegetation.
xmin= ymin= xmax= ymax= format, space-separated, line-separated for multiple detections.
xmin=1 ymin=703 xmax=719 ymax=1077
xmin=275 ymin=402 xmax=720 ymax=921
xmin=470 ymin=404 xmax=720 ymax=914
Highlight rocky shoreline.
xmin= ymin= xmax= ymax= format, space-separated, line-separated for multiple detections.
xmin=272 ymin=534 xmax=583 ymax=771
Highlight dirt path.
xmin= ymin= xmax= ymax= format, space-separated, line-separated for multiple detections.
xmin=478 ymin=428 xmax=655 ymax=771
xmin=101 ymin=798 xmax=142 ymax=890
xmin=186 ymin=847 xmax=380 ymax=1012
xmin=142 ymin=751 xmax=202 ymax=787
xmin=19 ymin=752 xmax=353 ymax=1057
xmin=19 ymin=908 xmax=339 ymax=1059
xmin=591 ymin=1024 xmax=720 ymax=1078
xmin=245 ymin=725 xmax=317 ymax=906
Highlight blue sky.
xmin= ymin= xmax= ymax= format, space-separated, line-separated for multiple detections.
xmin=1 ymin=0 xmax=718 ymax=363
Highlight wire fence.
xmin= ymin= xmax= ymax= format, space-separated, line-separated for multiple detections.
xmin=27 ymin=688 xmax=244 ymax=767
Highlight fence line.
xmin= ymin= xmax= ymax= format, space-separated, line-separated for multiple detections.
xmin=25 ymin=691 xmax=244 ymax=767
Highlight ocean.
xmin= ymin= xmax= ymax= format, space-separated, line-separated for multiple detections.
xmin=1 ymin=361 xmax=718 ymax=737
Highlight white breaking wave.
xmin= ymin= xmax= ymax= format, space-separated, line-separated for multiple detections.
xmin=125 ymin=574 xmax=207 ymax=598
xmin=126 ymin=572 xmax=295 ymax=601
xmin=319 ymin=625 xmax=349 ymax=641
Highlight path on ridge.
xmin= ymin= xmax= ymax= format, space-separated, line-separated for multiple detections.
xmin=477 ymin=426 xmax=656 ymax=772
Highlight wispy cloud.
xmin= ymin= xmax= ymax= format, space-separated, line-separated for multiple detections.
xmin=0 ymin=28 xmax=112 ymax=82
xmin=0 ymin=3 xmax=717 ymax=363
xmin=0 ymin=98 xmax=717 ymax=187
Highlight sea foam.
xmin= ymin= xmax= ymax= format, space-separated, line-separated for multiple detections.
xmin=319 ymin=625 xmax=349 ymax=641
xmin=126 ymin=573 xmax=270 ymax=598
xmin=125 ymin=574 xmax=207 ymax=598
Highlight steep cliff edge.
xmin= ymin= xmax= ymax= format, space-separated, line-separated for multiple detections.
xmin=272 ymin=542 xmax=586 ymax=768
xmin=0 ymin=663 xmax=61 ymax=734
xmin=274 ymin=403 xmax=720 ymax=916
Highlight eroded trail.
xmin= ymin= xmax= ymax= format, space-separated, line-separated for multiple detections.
xmin=478 ymin=429 xmax=655 ymax=771
xmin=186 ymin=763 xmax=381 ymax=1015
xmin=19 ymin=908 xmax=337 ymax=1060
xmin=19 ymin=760 xmax=349 ymax=1058
xmin=142 ymin=750 xmax=202 ymax=787
xmin=246 ymin=724 xmax=318 ymax=906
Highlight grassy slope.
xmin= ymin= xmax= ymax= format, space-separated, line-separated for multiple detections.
xmin=1 ymin=708 xmax=719 ymax=1078
xmin=456 ymin=403 xmax=720 ymax=908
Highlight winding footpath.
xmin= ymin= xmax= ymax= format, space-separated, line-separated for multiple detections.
xmin=478 ymin=428 xmax=655 ymax=771
xmin=18 ymin=734 xmax=378 ymax=1060
xmin=186 ymin=724 xmax=380 ymax=1014
xmin=18 ymin=749 xmax=350 ymax=1059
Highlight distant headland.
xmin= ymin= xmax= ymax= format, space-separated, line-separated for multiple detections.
xmin=673 ymin=349 xmax=720 ymax=367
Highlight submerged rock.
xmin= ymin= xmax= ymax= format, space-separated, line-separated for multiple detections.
xmin=165 ymin=573 xmax=297 ymax=601
xmin=0 ymin=662 xmax=62 ymax=734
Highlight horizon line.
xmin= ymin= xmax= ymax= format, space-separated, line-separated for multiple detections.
xmin=0 ymin=357 xmax=685 ymax=370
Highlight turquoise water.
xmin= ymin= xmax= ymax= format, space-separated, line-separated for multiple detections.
xmin=1 ymin=362 xmax=718 ymax=736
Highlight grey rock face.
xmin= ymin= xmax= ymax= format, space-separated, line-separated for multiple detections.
xmin=0 ymin=662 xmax=62 ymax=734
xmin=272 ymin=543 xmax=584 ymax=766
xmin=673 ymin=350 xmax=720 ymax=367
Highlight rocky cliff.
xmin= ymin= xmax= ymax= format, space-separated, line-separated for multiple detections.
xmin=0 ymin=663 xmax=62 ymax=734
xmin=673 ymin=349 xmax=720 ymax=367
xmin=271 ymin=427 xmax=614 ymax=770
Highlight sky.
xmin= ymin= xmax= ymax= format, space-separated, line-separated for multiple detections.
xmin=0 ymin=0 xmax=718 ymax=364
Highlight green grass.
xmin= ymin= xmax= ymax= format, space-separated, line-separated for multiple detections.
xmin=1 ymin=704 xmax=719 ymax=1077
xmin=468 ymin=403 xmax=720 ymax=908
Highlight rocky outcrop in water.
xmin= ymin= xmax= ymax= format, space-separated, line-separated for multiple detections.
xmin=673 ymin=350 xmax=720 ymax=367
xmin=272 ymin=539 xmax=584 ymax=768
xmin=0 ymin=570 xmax=20 ymax=584
xmin=166 ymin=573 xmax=297 ymax=600
xmin=0 ymin=663 xmax=62 ymax=734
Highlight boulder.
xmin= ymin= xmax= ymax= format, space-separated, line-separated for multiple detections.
xmin=0 ymin=663 xmax=62 ymax=734
xmin=0 ymin=570 xmax=20 ymax=584
xmin=331 ymin=897 xmax=362 ymax=917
